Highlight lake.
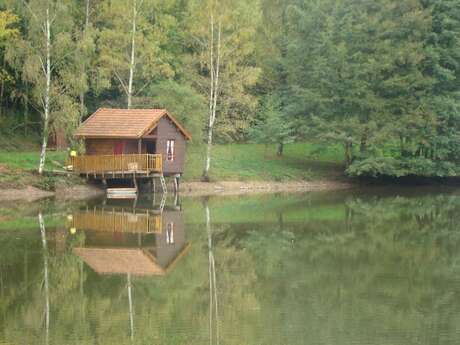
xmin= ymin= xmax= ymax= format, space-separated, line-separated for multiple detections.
xmin=1 ymin=187 xmax=460 ymax=345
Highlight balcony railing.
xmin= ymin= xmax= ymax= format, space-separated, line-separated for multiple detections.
xmin=70 ymin=154 xmax=162 ymax=175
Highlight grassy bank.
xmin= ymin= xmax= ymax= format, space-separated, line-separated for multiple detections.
xmin=0 ymin=142 xmax=346 ymax=189
xmin=0 ymin=150 xmax=81 ymax=190
xmin=184 ymin=143 xmax=345 ymax=181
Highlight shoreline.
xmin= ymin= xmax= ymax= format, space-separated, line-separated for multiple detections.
xmin=0 ymin=179 xmax=354 ymax=201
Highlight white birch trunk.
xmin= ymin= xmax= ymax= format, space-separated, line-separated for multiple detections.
xmin=39 ymin=213 xmax=50 ymax=345
xmin=79 ymin=0 xmax=90 ymax=123
xmin=127 ymin=0 xmax=137 ymax=109
xmin=38 ymin=7 xmax=51 ymax=175
xmin=85 ymin=0 xmax=90 ymax=29
xmin=203 ymin=10 xmax=222 ymax=181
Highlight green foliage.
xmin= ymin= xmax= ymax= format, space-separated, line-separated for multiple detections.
xmin=149 ymin=80 xmax=206 ymax=140
xmin=0 ymin=0 xmax=460 ymax=178
xmin=248 ymin=95 xmax=294 ymax=154
xmin=276 ymin=0 xmax=460 ymax=177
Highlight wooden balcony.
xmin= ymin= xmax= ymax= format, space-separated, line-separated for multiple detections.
xmin=69 ymin=154 xmax=162 ymax=177
xmin=69 ymin=209 xmax=162 ymax=234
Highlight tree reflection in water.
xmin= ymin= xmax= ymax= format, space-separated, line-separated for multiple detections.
xmin=1 ymin=191 xmax=460 ymax=344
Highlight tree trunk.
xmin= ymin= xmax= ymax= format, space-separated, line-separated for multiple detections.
xmin=277 ymin=142 xmax=284 ymax=156
xmin=79 ymin=0 xmax=90 ymax=124
xmin=359 ymin=133 xmax=367 ymax=158
xmin=202 ymin=13 xmax=221 ymax=181
xmin=0 ymin=58 xmax=6 ymax=117
xmin=24 ymin=84 xmax=29 ymax=136
xmin=38 ymin=7 xmax=51 ymax=175
xmin=79 ymin=91 xmax=85 ymax=124
xmin=85 ymin=0 xmax=90 ymax=29
xmin=344 ymin=141 xmax=352 ymax=167
xmin=127 ymin=0 xmax=137 ymax=109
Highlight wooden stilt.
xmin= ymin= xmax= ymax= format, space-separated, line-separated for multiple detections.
xmin=173 ymin=175 xmax=179 ymax=193
xmin=133 ymin=173 xmax=138 ymax=193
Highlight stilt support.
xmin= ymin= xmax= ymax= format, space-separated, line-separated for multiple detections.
xmin=133 ymin=174 xmax=138 ymax=193
xmin=173 ymin=174 xmax=180 ymax=194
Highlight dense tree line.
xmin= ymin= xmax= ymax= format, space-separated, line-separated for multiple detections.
xmin=0 ymin=0 xmax=459 ymax=177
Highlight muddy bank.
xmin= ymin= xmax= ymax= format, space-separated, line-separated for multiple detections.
xmin=0 ymin=186 xmax=54 ymax=202
xmin=0 ymin=180 xmax=353 ymax=201
xmin=179 ymin=180 xmax=354 ymax=196
xmin=54 ymin=184 xmax=106 ymax=200
xmin=0 ymin=184 xmax=105 ymax=202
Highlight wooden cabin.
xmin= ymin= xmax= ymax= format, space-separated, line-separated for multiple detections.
xmin=71 ymin=108 xmax=192 ymax=183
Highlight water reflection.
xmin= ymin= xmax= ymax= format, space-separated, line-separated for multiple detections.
xmin=2 ymin=190 xmax=460 ymax=345
xmin=68 ymin=199 xmax=190 ymax=341
xmin=69 ymin=202 xmax=189 ymax=277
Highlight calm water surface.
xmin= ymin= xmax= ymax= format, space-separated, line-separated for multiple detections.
xmin=1 ymin=187 xmax=460 ymax=345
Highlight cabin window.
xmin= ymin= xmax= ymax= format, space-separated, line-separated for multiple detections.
xmin=166 ymin=139 xmax=175 ymax=161
xmin=166 ymin=223 xmax=174 ymax=244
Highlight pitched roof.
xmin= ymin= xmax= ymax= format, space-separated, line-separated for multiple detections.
xmin=74 ymin=108 xmax=192 ymax=140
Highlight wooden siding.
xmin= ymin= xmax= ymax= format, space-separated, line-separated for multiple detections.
xmin=153 ymin=117 xmax=186 ymax=175
xmin=85 ymin=139 xmax=116 ymax=155
xmin=85 ymin=139 xmax=141 ymax=155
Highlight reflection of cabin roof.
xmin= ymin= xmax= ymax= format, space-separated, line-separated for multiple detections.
xmin=75 ymin=108 xmax=192 ymax=140
xmin=73 ymin=245 xmax=191 ymax=276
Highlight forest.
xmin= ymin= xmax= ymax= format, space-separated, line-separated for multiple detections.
xmin=0 ymin=0 xmax=460 ymax=178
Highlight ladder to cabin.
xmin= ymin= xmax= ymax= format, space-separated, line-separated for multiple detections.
xmin=160 ymin=175 xmax=167 ymax=194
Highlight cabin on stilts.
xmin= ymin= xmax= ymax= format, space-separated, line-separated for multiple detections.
xmin=70 ymin=108 xmax=192 ymax=192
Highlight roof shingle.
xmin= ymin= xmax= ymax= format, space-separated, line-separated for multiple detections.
xmin=74 ymin=108 xmax=191 ymax=140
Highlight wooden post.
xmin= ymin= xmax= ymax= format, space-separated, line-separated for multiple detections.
xmin=174 ymin=174 xmax=179 ymax=194
xmin=133 ymin=172 xmax=138 ymax=193
xmin=138 ymin=139 xmax=142 ymax=154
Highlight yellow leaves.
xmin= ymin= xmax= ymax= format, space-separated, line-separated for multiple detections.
xmin=0 ymin=10 xmax=18 ymax=44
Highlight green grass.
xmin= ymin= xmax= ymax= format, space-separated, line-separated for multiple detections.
xmin=0 ymin=150 xmax=81 ymax=190
xmin=183 ymin=142 xmax=345 ymax=181
xmin=0 ymin=142 xmax=346 ymax=188
xmin=0 ymin=150 xmax=67 ymax=170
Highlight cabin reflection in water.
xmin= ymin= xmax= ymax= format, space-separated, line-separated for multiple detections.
xmin=70 ymin=204 xmax=189 ymax=276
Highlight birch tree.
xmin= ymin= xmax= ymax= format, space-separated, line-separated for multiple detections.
xmin=202 ymin=4 xmax=221 ymax=181
xmin=21 ymin=0 xmax=53 ymax=175
xmin=77 ymin=0 xmax=96 ymax=121
xmin=186 ymin=0 xmax=261 ymax=180
xmin=15 ymin=0 xmax=77 ymax=174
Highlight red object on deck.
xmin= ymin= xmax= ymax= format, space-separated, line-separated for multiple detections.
xmin=114 ymin=140 xmax=124 ymax=155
